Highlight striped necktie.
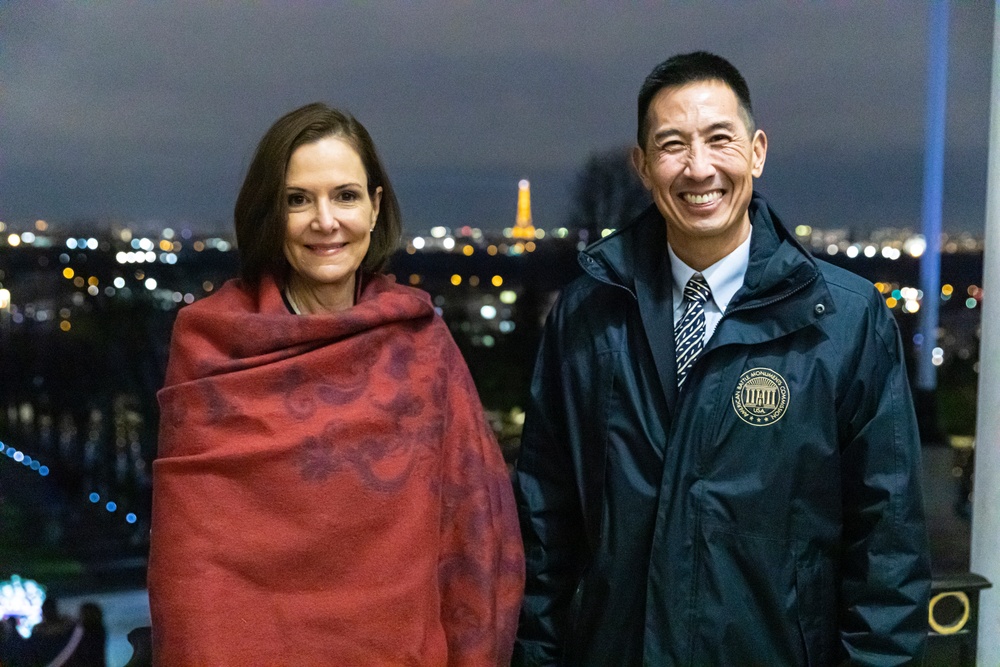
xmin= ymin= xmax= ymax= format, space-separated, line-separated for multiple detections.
xmin=675 ymin=273 xmax=712 ymax=389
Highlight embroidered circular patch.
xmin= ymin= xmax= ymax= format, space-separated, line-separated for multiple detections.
xmin=732 ymin=367 xmax=789 ymax=426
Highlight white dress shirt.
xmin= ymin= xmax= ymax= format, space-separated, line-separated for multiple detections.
xmin=668 ymin=233 xmax=752 ymax=345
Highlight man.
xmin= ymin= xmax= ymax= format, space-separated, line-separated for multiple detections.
xmin=513 ymin=52 xmax=930 ymax=665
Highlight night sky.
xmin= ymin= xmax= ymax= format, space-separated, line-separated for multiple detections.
xmin=0 ymin=2 xmax=993 ymax=234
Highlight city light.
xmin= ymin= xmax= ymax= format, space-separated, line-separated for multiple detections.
xmin=0 ymin=575 xmax=45 ymax=639
xmin=0 ymin=199 xmax=990 ymax=597
xmin=904 ymin=236 xmax=927 ymax=258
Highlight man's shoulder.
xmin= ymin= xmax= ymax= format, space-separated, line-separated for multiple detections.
xmin=540 ymin=269 xmax=636 ymax=357
xmin=813 ymin=257 xmax=902 ymax=356
xmin=814 ymin=258 xmax=882 ymax=308
xmin=551 ymin=268 xmax=628 ymax=320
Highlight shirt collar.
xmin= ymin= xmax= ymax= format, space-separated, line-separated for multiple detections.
xmin=668 ymin=233 xmax=752 ymax=313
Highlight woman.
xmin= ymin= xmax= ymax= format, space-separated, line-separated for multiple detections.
xmin=148 ymin=103 xmax=524 ymax=665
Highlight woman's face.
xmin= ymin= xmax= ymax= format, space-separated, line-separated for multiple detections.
xmin=283 ymin=136 xmax=381 ymax=303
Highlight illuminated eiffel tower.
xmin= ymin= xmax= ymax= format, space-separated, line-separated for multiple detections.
xmin=511 ymin=179 xmax=536 ymax=240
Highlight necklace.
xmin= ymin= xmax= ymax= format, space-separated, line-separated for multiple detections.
xmin=285 ymin=286 xmax=304 ymax=315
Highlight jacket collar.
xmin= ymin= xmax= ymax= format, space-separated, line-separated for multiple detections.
xmin=579 ymin=192 xmax=830 ymax=313
xmin=578 ymin=202 xmax=665 ymax=298
xmin=578 ymin=192 xmax=834 ymax=413
xmin=735 ymin=193 xmax=822 ymax=309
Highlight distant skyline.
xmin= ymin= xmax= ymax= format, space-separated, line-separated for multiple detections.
xmin=0 ymin=3 xmax=993 ymax=234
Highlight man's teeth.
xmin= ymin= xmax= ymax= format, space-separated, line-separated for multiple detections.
xmin=683 ymin=191 xmax=722 ymax=204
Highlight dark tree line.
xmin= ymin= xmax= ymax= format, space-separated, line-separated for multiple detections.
xmin=567 ymin=146 xmax=651 ymax=242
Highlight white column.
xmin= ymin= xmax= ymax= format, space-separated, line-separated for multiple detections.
xmin=970 ymin=2 xmax=1000 ymax=663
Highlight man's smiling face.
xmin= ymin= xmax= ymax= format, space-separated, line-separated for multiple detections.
xmin=633 ymin=79 xmax=767 ymax=269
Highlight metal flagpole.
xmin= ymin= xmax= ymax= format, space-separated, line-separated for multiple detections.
xmin=970 ymin=1 xmax=1000 ymax=662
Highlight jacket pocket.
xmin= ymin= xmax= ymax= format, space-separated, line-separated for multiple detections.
xmin=692 ymin=522 xmax=807 ymax=665
xmin=794 ymin=558 xmax=837 ymax=666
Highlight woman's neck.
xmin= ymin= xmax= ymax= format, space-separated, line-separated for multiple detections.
xmin=285 ymin=272 xmax=355 ymax=315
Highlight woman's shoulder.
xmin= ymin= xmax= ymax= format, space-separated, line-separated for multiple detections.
xmin=368 ymin=274 xmax=432 ymax=306
xmin=179 ymin=278 xmax=258 ymax=318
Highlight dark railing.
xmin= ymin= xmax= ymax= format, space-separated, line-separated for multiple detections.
xmin=925 ymin=572 xmax=992 ymax=666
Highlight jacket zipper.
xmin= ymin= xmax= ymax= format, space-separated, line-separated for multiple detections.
xmin=686 ymin=272 xmax=821 ymax=376
xmin=579 ymin=254 xmax=638 ymax=300
xmin=722 ymin=271 xmax=818 ymax=319
xmin=581 ymin=253 xmax=819 ymax=317
xmin=702 ymin=272 xmax=819 ymax=336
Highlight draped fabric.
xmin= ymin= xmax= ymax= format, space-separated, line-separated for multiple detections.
xmin=149 ymin=273 xmax=524 ymax=666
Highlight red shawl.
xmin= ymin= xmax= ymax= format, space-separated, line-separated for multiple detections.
xmin=149 ymin=274 xmax=524 ymax=666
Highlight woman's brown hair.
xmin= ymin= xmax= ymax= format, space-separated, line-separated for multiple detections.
xmin=234 ymin=103 xmax=402 ymax=284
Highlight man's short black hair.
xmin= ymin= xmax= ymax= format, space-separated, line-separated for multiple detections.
xmin=637 ymin=51 xmax=755 ymax=145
